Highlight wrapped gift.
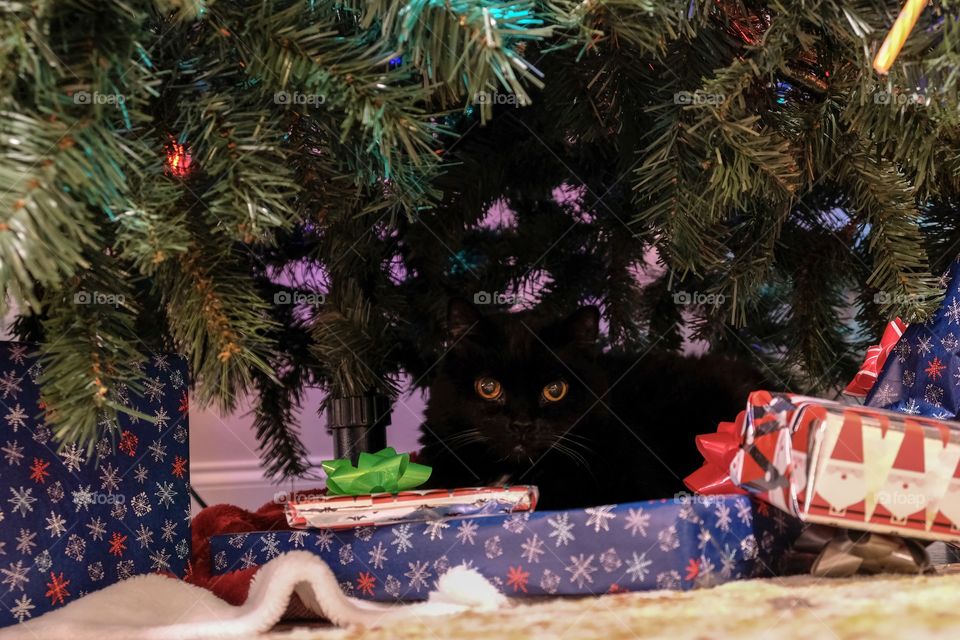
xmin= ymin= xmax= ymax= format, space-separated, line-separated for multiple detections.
xmin=845 ymin=317 xmax=907 ymax=398
xmin=212 ymin=495 xmax=798 ymax=600
xmin=687 ymin=390 xmax=960 ymax=543
xmin=286 ymin=486 xmax=538 ymax=530
xmin=866 ymin=257 xmax=960 ymax=417
xmin=0 ymin=343 xmax=190 ymax=627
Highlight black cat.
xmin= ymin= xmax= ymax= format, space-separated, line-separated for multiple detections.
xmin=417 ymin=299 xmax=768 ymax=510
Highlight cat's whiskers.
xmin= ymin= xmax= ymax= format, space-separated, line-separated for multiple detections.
xmin=553 ymin=433 xmax=595 ymax=457
xmin=548 ymin=441 xmax=589 ymax=468
xmin=444 ymin=429 xmax=489 ymax=451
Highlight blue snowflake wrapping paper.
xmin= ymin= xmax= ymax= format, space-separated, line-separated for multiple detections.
xmin=868 ymin=257 xmax=960 ymax=418
xmin=0 ymin=343 xmax=191 ymax=627
xmin=210 ymin=495 xmax=799 ymax=599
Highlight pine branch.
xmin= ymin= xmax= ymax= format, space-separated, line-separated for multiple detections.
xmin=309 ymin=278 xmax=401 ymax=401
xmin=369 ymin=0 xmax=555 ymax=115
xmin=836 ymin=147 xmax=940 ymax=320
xmin=37 ymin=261 xmax=147 ymax=450
xmin=251 ymin=367 xmax=313 ymax=479
xmin=155 ymin=243 xmax=280 ymax=411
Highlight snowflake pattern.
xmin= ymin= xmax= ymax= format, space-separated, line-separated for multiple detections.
xmin=894 ymin=339 xmax=911 ymax=363
xmin=540 ymin=569 xmax=561 ymax=594
xmin=384 ymin=575 xmax=402 ymax=598
xmin=314 ymin=529 xmax=334 ymax=552
xmin=624 ymin=507 xmax=651 ymax=537
xmin=872 ymin=382 xmax=898 ymax=407
xmin=288 ymin=531 xmax=308 ymax=548
xmin=87 ymin=562 xmax=104 ymax=582
xmin=46 ymin=482 xmax=63 ymax=503
xmin=903 ymin=370 xmax=916 ymax=388
xmin=155 ymin=481 xmax=177 ymax=507
xmin=506 ymin=565 xmax=530 ymax=593
xmin=502 ymin=513 xmax=529 ymax=534
xmin=144 ymin=377 xmax=166 ymax=404
xmin=15 ymin=529 xmax=36 ymax=555
xmin=584 ymin=505 xmax=616 ymax=532
xmin=58 ymin=444 xmax=86 ymax=473
xmin=5 ymin=404 xmax=27 ymax=431
xmin=903 ymin=398 xmax=922 ymax=415
xmin=625 ymin=551 xmax=653 ymax=583
xmin=946 ymin=297 xmax=960 ymax=325
xmin=130 ymin=492 xmax=152 ymax=517
xmin=208 ymin=495 xmax=793 ymax=602
xmin=547 ymin=513 xmax=575 ymax=547
xmin=520 ymin=534 xmax=546 ymax=564
xmin=71 ymin=485 xmax=95 ymax=512
xmin=99 ymin=463 xmax=120 ymax=493
xmin=0 ymin=371 xmax=23 ymax=399
xmin=156 ymin=520 xmax=177 ymax=545
xmin=86 ymin=517 xmax=107 ymax=542
xmin=135 ymin=524 xmax=154 ymax=549
xmin=390 ymin=524 xmax=414 ymax=554
xmin=10 ymin=595 xmax=34 ymax=622
xmin=65 ymin=534 xmax=86 ymax=562
xmin=2 ymin=560 xmax=31 ymax=591
xmin=2 ymin=440 xmax=24 ymax=466
xmin=404 ymin=560 xmax=432 ymax=592
xmin=657 ymin=525 xmax=679 ymax=552
xmin=153 ymin=408 xmax=170 ymax=431
xmin=147 ymin=441 xmax=168 ymax=463
xmin=455 ymin=520 xmax=479 ymax=545
xmin=8 ymin=486 xmax=36 ymax=517
xmin=564 ymin=553 xmax=597 ymax=589
xmin=261 ymin=533 xmax=281 ymax=560
xmin=7 ymin=345 xmax=28 ymax=365
xmin=714 ymin=502 xmax=732 ymax=532
xmin=0 ymin=346 xmax=190 ymax=625
xmin=423 ymin=519 xmax=449 ymax=541
xmin=599 ymin=547 xmax=622 ymax=573
xmin=926 ymin=357 xmax=946 ymax=380
xmin=925 ymin=383 xmax=945 ymax=407
xmin=149 ymin=549 xmax=172 ymax=572
xmin=368 ymin=542 xmax=388 ymax=570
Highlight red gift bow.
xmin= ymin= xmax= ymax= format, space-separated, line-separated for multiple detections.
xmin=843 ymin=317 xmax=907 ymax=398
xmin=683 ymin=411 xmax=748 ymax=496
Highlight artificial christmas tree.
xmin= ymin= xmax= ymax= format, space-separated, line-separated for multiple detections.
xmin=3 ymin=0 xmax=960 ymax=478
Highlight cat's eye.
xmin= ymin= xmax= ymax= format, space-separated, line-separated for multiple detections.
xmin=542 ymin=381 xmax=568 ymax=402
xmin=475 ymin=377 xmax=503 ymax=400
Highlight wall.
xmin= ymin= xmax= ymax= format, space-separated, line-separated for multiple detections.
xmin=188 ymin=384 xmax=426 ymax=512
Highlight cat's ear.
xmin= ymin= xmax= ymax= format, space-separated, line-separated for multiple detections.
xmin=447 ymin=298 xmax=483 ymax=342
xmin=562 ymin=306 xmax=600 ymax=346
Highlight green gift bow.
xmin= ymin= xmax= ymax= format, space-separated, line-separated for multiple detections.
xmin=321 ymin=447 xmax=432 ymax=495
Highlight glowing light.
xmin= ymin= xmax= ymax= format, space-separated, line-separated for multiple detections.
xmin=165 ymin=141 xmax=192 ymax=178
xmin=873 ymin=0 xmax=929 ymax=74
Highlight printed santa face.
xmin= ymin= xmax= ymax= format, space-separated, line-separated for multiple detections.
xmin=816 ymin=413 xmax=866 ymax=515
xmin=937 ymin=470 xmax=960 ymax=530
xmin=923 ymin=424 xmax=960 ymax=531
xmin=818 ymin=459 xmax=866 ymax=514
xmin=876 ymin=422 xmax=927 ymax=523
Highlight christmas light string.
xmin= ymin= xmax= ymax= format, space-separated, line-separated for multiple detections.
xmin=873 ymin=0 xmax=929 ymax=74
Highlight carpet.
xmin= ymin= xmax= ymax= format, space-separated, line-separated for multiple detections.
xmin=271 ymin=567 xmax=960 ymax=640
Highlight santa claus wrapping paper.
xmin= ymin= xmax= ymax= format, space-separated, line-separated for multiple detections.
xmin=686 ymin=391 xmax=960 ymax=551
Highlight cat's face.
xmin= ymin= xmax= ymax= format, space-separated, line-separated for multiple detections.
xmin=425 ymin=299 xmax=607 ymax=466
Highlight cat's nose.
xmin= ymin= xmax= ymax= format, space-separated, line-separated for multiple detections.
xmin=510 ymin=419 xmax=533 ymax=432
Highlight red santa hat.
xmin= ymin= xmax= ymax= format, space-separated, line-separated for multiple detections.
xmin=831 ymin=413 xmax=864 ymax=463
xmin=893 ymin=421 xmax=925 ymax=474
